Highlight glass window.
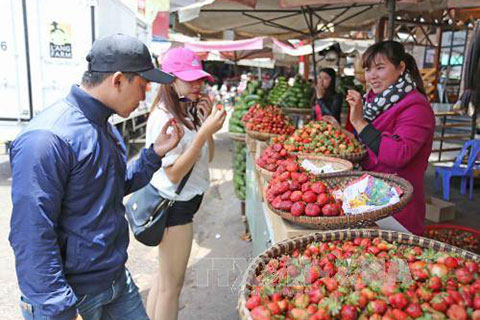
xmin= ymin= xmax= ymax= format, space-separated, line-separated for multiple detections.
xmin=441 ymin=31 xmax=453 ymax=47
xmin=453 ymin=30 xmax=467 ymax=46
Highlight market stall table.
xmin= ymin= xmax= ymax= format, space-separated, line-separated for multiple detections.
xmin=244 ymin=140 xmax=411 ymax=256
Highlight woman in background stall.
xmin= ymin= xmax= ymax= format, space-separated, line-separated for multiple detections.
xmin=311 ymin=67 xmax=343 ymax=125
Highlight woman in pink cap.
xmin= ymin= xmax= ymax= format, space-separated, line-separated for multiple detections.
xmin=145 ymin=47 xmax=226 ymax=320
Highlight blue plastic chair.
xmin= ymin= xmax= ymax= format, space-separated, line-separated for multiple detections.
xmin=434 ymin=139 xmax=480 ymax=201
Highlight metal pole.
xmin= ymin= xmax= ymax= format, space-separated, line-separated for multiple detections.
xmin=21 ymin=0 xmax=33 ymax=120
xmin=91 ymin=5 xmax=96 ymax=44
xmin=387 ymin=0 xmax=396 ymax=40
xmin=308 ymin=9 xmax=317 ymax=83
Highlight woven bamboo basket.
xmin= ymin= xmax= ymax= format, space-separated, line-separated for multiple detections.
xmin=298 ymin=154 xmax=353 ymax=176
xmin=228 ymin=132 xmax=246 ymax=142
xmin=255 ymin=163 xmax=275 ymax=183
xmin=294 ymin=147 xmax=367 ymax=163
xmin=245 ymin=129 xmax=279 ymax=142
xmin=237 ymin=228 xmax=480 ymax=320
xmin=266 ymin=171 xmax=413 ymax=229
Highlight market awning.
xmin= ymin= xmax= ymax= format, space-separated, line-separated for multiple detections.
xmin=174 ymin=0 xmax=480 ymax=40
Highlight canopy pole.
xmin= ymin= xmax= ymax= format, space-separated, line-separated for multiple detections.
xmin=308 ymin=8 xmax=317 ymax=83
xmin=387 ymin=0 xmax=396 ymax=40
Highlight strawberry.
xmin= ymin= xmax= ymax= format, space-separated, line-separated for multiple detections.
xmin=250 ymin=305 xmax=272 ymax=320
xmin=302 ymin=191 xmax=317 ymax=203
xmin=267 ymin=301 xmax=281 ymax=315
xmin=271 ymin=292 xmax=282 ymax=302
xmin=290 ymin=202 xmax=305 ymax=216
xmin=305 ymin=204 xmax=321 ymax=217
xmin=311 ymin=182 xmax=327 ymax=194
xmin=290 ymin=181 xmax=301 ymax=191
xmin=340 ymin=305 xmax=358 ymax=320
xmin=281 ymin=191 xmax=292 ymax=200
xmin=290 ymin=308 xmax=309 ymax=320
xmin=430 ymin=263 xmax=448 ymax=278
xmin=405 ymin=303 xmax=422 ymax=318
xmin=294 ymin=293 xmax=310 ymax=308
xmin=290 ymin=191 xmax=303 ymax=202
xmin=324 ymin=278 xmax=338 ymax=292
xmin=473 ymin=310 xmax=480 ymax=320
xmin=308 ymin=288 xmax=323 ymax=304
xmin=389 ymin=293 xmax=408 ymax=310
xmin=306 ymin=265 xmax=321 ymax=284
xmin=277 ymin=299 xmax=288 ymax=312
xmin=445 ymin=257 xmax=459 ymax=268
xmin=474 ymin=295 xmax=480 ymax=310
xmin=279 ymin=200 xmax=293 ymax=211
xmin=391 ymin=309 xmax=408 ymax=320
xmin=298 ymin=173 xmax=309 ymax=183
xmin=322 ymin=203 xmax=340 ymax=216
xmin=428 ymin=276 xmax=442 ymax=291
xmin=307 ymin=304 xmax=318 ymax=314
xmin=455 ymin=267 xmax=473 ymax=284
xmin=246 ymin=295 xmax=261 ymax=310
xmin=272 ymin=196 xmax=282 ymax=209
xmin=367 ymin=300 xmax=388 ymax=315
xmin=301 ymin=182 xmax=312 ymax=193
xmin=291 ymin=172 xmax=301 ymax=181
xmin=465 ymin=261 xmax=479 ymax=273
xmin=273 ymin=143 xmax=282 ymax=152
xmin=286 ymin=161 xmax=299 ymax=172
xmin=446 ymin=304 xmax=467 ymax=320
xmin=316 ymin=193 xmax=329 ymax=207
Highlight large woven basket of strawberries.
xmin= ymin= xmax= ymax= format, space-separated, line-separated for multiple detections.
xmin=264 ymin=164 xmax=413 ymax=229
xmin=243 ymin=105 xmax=295 ymax=142
xmin=256 ymin=144 xmax=353 ymax=183
xmin=238 ymin=228 xmax=480 ymax=320
xmin=272 ymin=121 xmax=367 ymax=163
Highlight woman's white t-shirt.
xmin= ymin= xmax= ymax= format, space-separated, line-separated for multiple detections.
xmin=146 ymin=106 xmax=210 ymax=201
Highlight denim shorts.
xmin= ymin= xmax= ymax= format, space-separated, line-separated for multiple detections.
xmin=19 ymin=269 xmax=149 ymax=320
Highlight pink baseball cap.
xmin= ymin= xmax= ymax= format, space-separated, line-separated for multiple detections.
xmin=161 ymin=47 xmax=214 ymax=82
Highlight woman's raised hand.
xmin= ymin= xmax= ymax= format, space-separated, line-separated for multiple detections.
xmin=196 ymin=95 xmax=213 ymax=122
xmin=199 ymin=104 xmax=226 ymax=137
xmin=346 ymin=89 xmax=368 ymax=132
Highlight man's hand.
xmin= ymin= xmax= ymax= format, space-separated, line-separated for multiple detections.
xmin=346 ymin=89 xmax=368 ymax=133
xmin=73 ymin=314 xmax=83 ymax=320
xmin=153 ymin=118 xmax=184 ymax=157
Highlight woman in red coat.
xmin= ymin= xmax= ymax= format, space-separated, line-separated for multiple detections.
xmin=346 ymin=41 xmax=435 ymax=235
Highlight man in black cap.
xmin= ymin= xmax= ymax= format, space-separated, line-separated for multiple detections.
xmin=9 ymin=34 xmax=183 ymax=320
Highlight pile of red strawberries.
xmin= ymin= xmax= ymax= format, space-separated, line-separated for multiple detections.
xmin=242 ymin=105 xmax=295 ymax=135
xmin=245 ymin=237 xmax=480 ymax=320
xmin=272 ymin=121 xmax=362 ymax=156
xmin=256 ymin=143 xmax=295 ymax=173
xmin=265 ymin=159 xmax=343 ymax=217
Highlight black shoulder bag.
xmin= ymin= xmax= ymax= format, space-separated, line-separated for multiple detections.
xmin=125 ymin=167 xmax=194 ymax=246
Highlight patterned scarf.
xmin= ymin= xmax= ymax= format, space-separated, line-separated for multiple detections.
xmin=363 ymin=73 xmax=416 ymax=122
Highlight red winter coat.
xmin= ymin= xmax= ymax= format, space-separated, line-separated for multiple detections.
xmin=361 ymin=89 xmax=435 ymax=235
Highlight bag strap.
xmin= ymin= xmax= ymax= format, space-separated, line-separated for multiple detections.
xmin=174 ymin=165 xmax=195 ymax=195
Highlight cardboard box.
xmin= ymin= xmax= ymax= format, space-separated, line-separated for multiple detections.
xmin=425 ymin=197 xmax=456 ymax=222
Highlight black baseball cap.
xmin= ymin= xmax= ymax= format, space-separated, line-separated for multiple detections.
xmin=86 ymin=34 xmax=174 ymax=84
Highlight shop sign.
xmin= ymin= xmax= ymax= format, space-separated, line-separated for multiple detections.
xmin=49 ymin=21 xmax=72 ymax=59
